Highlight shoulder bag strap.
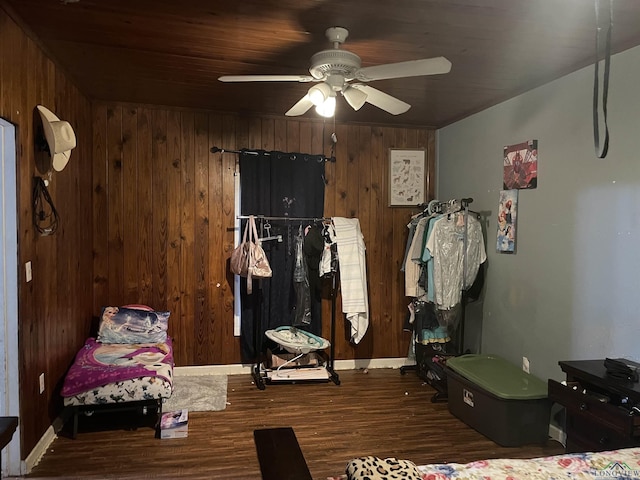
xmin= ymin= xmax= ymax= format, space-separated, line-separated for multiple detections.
xmin=593 ymin=0 xmax=612 ymax=159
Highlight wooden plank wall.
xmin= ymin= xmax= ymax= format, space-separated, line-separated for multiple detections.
xmin=0 ymin=6 xmax=93 ymax=460
xmin=92 ymin=103 xmax=436 ymax=366
xmin=2 ymin=1 xmax=436 ymax=463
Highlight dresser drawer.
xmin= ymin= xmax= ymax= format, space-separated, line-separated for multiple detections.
xmin=548 ymin=379 xmax=640 ymax=438
xmin=566 ymin=413 xmax=636 ymax=452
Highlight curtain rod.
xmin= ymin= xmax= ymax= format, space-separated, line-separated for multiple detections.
xmin=210 ymin=146 xmax=335 ymax=163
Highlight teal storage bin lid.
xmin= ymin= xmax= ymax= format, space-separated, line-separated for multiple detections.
xmin=447 ymin=354 xmax=548 ymax=400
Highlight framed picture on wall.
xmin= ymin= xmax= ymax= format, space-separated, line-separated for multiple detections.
xmin=497 ymin=189 xmax=518 ymax=253
xmin=503 ymin=140 xmax=538 ymax=190
xmin=389 ymin=149 xmax=426 ymax=207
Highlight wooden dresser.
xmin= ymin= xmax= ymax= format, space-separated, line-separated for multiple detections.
xmin=549 ymin=359 xmax=640 ymax=453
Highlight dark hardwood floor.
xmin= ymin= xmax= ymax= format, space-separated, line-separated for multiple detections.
xmin=24 ymin=369 xmax=565 ymax=479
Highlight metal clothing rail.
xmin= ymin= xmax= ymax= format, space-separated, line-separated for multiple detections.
xmin=241 ymin=214 xmax=340 ymax=389
xmin=418 ymin=197 xmax=474 ymax=216
xmin=210 ymin=146 xmax=335 ymax=163
xmin=401 ymin=196 xmax=480 ymax=401
xmin=237 ymin=215 xmax=330 ymax=223
xmin=424 ymin=197 xmax=475 ymax=356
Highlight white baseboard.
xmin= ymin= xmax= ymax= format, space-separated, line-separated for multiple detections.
xmin=24 ymin=424 xmax=56 ymax=474
xmin=335 ymin=357 xmax=415 ymax=370
xmin=174 ymin=364 xmax=251 ymax=376
xmin=174 ymin=358 xmax=414 ymax=376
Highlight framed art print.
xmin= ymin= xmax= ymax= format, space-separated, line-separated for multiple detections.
xmin=503 ymin=139 xmax=538 ymax=190
xmin=389 ymin=149 xmax=426 ymax=207
xmin=497 ymin=189 xmax=518 ymax=253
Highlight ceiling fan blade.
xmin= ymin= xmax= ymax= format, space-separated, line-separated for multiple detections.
xmin=351 ymin=85 xmax=410 ymax=115
xmin=355 ymin=57 xmax=452 ymax=82
xmin=218 ymin=75 xmax=314 ymax=83
xmin=342 ymin=85 xmax=368 ymax=111
xmin=286 ymin=95 xmax=314 ymax=116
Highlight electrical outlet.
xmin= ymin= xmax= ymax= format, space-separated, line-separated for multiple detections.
xmin=522 ymin=357 xmax=530 ymax=374
xmin=39 ymin=373 xmax=45 ymax=394
xmin=25 ymin=261 xmax=32 ymax=283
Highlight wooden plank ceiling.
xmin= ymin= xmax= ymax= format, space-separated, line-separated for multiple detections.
xmin=5 ymin=0 xmax=640 ymax=128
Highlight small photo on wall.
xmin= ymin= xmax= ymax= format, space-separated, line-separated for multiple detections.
xmin=497 ymin=190 xmax=518 ymax=253
xmin=503 ymin=139 xmax=538 ymax=190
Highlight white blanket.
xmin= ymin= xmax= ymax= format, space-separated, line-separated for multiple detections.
xmin=332 ymin=217 xmax=369 ymax=344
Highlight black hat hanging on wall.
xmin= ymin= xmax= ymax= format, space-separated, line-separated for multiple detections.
xmin=36 ymin=105 xmax=77 ymax=172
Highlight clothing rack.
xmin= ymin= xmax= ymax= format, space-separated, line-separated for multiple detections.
xmin=423 ymin=197 xmax=474 ymax=354
xmin=400 ymin=197 xmax=481 ymax=401
xmin=211 ymin=146 xmax=336 ymax=163
xmin=238 ymin=215 xmax=339 ymax=389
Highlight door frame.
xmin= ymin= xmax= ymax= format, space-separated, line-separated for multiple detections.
xmin=0 ymin=118 xmax=22 ymax=476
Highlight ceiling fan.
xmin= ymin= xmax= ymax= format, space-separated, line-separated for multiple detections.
xmin=218 ymin=27 xmax=451 ymax=117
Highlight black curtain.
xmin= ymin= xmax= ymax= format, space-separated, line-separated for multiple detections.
xmin=239 ymin=150 xmax=326 ymax=362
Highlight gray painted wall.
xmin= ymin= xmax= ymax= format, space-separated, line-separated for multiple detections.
xmin=437 ymin=45 xmax=640 ymax=383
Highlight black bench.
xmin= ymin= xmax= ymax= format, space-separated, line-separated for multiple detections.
xmin=0 ymin=417 xmax=18 ymax=478
xmin=254 ymin=427 xmax=312 ymax=480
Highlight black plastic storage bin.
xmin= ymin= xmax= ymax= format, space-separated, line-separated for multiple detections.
xmin=415 ymin=342 xmax=456 ymax=402
xmin=446 ymin=354 xmax=551 ymax=447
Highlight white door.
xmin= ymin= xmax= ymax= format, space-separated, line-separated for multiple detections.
xmin=0 ymin=118 xmax=21 ymax=476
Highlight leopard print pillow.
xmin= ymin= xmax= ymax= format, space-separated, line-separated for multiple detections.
xmin=345 ymin=456 xmax=422 ymax=479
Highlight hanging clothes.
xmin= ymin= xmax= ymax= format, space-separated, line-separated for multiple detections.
xmin=303 ymin=225 xmax=325 ymax=337
xmin=319 ymin=222 xmax=338 ymax=277
xmin=332 ymin=217 xmax=369 ymax=344
xmin=400 ymin=215 xmax=421 ymax=272
xmin=401 ymin=199 xmax=487 ymax=357
xmin=404 ymin=216 xmax=429 ymax=298
xmin=292 ymin=226 xmax=312 ymax=327
xmin=425 ymin=212 xmax=486 ymax=309
xmin=420 ymin=215 xmax=440 ymax=303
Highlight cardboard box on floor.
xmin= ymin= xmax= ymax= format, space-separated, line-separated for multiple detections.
xmin=265 ymin=349 xmax=322 ymax=369
xmin=160 ymin=409 xmax=188 ymax=439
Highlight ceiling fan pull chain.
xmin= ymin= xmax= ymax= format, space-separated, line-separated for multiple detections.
xmin=593 ymin=0 xmax=612 ymax=159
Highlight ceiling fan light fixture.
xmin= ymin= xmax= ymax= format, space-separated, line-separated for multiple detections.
xmin=342 ymin=86 xmax=368 ymax=111
xmin=308 ymin=83 xmax=332 ymax=106
xmin=315 ymin=95 xmax=336 ymax=117
xmin=218 ymin=27 xmax=452 ymax=118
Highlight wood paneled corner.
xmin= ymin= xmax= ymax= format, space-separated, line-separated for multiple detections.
xmin=1 ymin=5 xmax=93 ymax=459
xmin=3 ymin=2 xmax=436 ymax=463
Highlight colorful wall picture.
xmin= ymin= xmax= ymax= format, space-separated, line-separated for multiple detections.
xmin=497 ymin=190 xmax=518 ymax=253
xmin=503 ymin=139 xmax=538 ymax=190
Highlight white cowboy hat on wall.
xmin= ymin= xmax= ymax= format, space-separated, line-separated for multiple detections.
xmin=36 ymin=105 xmax=76 ymax=172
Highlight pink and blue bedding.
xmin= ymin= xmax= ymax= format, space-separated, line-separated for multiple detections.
xmin=328 ymin=447 xmax=640 ymax=479
xmin=61 ymin=337 xmax=174 ymax=406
